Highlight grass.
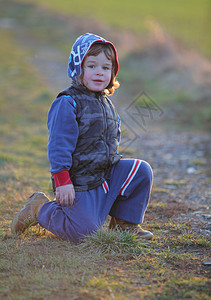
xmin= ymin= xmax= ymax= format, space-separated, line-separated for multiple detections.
xmin=0 ymin=1 xmax=210 ymax=299
xmin=2 ymin=0 xmax=210 ymax=130
xmin=79 ymin=228 xmax=142 ymax=259
xmin=0 ymin=29 xmax=53 ymax=228
xmin=0 ymin=222 xmax=210 ymax=299
xmin=13 ymin=0 xmax=211 ymax=57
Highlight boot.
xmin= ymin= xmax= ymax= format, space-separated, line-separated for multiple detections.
xmin=109 ymin=216 xmax=153 ymax=240
xmin=11 ymin=192 xmax=49 ymax=234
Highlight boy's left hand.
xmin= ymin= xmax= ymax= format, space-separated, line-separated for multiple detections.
xmin=55 ymin=184 xmax=75 ymax=207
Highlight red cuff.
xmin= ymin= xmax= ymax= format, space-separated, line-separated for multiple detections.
xmin=53 ymin=170 xmax=72 ymax=187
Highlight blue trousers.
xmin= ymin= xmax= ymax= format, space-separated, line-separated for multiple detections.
xmin=38 ymin=159 xmax=153 ymax=243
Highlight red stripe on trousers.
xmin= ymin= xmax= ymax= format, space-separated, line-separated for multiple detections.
xmin=119 ymin=160 xmax=139 ymax=195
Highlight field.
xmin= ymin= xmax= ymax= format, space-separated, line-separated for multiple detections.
xmin=13 ymin=0 xmax=211 ymax=57
xmin=0 ymin=0 xmax=211 ymax=299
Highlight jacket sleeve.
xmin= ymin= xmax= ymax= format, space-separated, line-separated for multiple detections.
xmin=47 ymin=95 xmax=79 ymax=185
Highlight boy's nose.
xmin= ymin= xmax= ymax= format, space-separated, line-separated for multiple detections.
xmin=96 ymin=67 xmax=103 ymax=75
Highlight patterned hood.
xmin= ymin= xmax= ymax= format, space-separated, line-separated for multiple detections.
xmin=68 ymin=33 xmax=119 ymax=80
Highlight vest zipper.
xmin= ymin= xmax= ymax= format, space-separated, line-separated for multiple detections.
xmin=99 ymin=96 xmax=107 ymax=132
xmin=98 ymin=95 xmax=109 ymax=159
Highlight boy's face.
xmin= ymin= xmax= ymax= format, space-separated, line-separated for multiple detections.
xmin=82 ymin=52 xmax=112 ymax=92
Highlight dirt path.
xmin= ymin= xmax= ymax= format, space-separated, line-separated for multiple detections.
xmin=2 ymin=0 xmax=210 ymax=235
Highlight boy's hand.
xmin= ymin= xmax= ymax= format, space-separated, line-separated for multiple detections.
xmin=56 ymin=184 xmax=75 ymax=207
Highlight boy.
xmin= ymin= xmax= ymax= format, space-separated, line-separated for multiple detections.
xmin=12 ymin=33 xmax=153 ymax=243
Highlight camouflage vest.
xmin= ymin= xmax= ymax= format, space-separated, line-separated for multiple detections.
xmin=57 ymin=83 xmax=121 ymax=191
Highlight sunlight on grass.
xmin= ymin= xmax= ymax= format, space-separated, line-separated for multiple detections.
xmin=13 ymin=0 xmax=211 ymax=57
xmin=79 ymin=228 xmax=142 ymax=259
xmin=0 ymin=222 xmax=210 ymax=299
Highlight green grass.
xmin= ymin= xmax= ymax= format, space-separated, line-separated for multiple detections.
xmin=0 ymin=223 xmax=210 ymax=299
xmin=0 ymin=30 xmax=53 ymax=207
xmin=2 ymin=0 xmax=210 ymax=130
xmin=79 ymin=228 xmax=142 ymax=259
xmin=13 ymin=0 xmax=211 ymax=57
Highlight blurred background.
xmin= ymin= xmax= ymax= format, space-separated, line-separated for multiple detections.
xmin=0 ymin=0 xmax=211 ymax=195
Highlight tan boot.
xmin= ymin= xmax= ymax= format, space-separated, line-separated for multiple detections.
xmin=11 ymin=192 xmax=49 ymax=234
xmin=109 ymin=217 xmax=153 ymax=240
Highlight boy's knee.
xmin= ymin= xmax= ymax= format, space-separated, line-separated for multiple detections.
xmin=140 ymin=160 xmax=153 ymax=184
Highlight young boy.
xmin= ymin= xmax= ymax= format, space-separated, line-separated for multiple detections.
xmin=11 ymin=33 xmax=153 ymax=243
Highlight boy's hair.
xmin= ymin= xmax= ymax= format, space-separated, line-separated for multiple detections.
xmin=80 ymin=42 xmax=120 ymax=95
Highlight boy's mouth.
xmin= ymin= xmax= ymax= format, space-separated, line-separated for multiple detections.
xmin=93 ymin=79 xmax=103 ymax=83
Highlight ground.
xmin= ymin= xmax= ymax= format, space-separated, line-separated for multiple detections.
xmin=0 ymin=1 xmax=210 ymax=299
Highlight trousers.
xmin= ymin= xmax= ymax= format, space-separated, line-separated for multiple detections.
xmin=38 ymin=159 xmax=153 ymax=243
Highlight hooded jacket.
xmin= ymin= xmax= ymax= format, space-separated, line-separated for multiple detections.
xmin=47 ymin=33 xmax=121 ymax=191
xmin=68 ymin=32 xmax=119 ymax=80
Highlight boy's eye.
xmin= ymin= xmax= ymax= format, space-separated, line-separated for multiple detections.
xmin=88 ymin=65 xmax=95 ymax=68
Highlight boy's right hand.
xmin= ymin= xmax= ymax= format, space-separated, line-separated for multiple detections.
xmin=55 ymin=184 xmax=75 ymax=207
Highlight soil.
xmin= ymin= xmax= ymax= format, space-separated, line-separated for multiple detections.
xmin=1 ymin=0 xmax=211 ymax=235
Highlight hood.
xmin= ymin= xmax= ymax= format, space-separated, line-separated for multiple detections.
xmin=68 ymin=33 xmax=119 ymax=80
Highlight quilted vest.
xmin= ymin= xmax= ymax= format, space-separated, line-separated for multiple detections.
xmin=57 ymin=83 xmax=121 ymax=191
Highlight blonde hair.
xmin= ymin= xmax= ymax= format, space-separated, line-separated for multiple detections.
xmin=80 ymin=42 xmax=120 ymax=95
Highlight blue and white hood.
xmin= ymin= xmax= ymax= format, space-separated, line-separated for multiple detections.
xmin=68 ymin=33 xmax=119 ymax=80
